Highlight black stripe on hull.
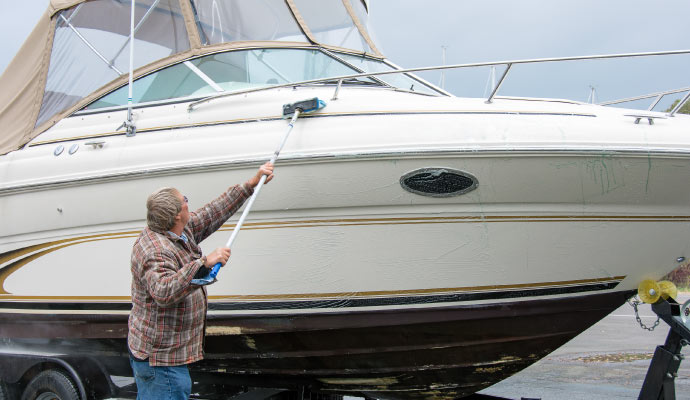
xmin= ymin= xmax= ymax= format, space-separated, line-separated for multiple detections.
xmin=208 ymin=281 xmax=620 ymax=310
xmin=0 ymin=280 xmax=620 ymax=312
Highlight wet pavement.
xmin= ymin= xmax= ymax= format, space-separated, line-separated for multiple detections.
xmin=478 ymin=294 xmax=690 ymax=399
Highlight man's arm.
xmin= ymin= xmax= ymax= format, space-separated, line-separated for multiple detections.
xmin=188 ymin=162 xmax=274 ymax=244
xmin=142 ymin=250 xmax=204 ymax=307
xmin=187 ymin=184 xmax=252 ymax=244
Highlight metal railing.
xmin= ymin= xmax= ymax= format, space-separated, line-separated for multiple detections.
xmin=187 ymin=49 xmax=690 ymax=113
xmin=672 ymin=91 xmax=690 ymax=116
xmin=599 ymin=87 xmax=690 ymax=116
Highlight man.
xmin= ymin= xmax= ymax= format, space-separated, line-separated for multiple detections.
xmin=128 ymin=162 xmax=274 ymax=399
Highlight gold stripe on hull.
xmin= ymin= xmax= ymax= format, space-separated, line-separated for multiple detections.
xmin=0 ymin=276 xmax=625 ymax=303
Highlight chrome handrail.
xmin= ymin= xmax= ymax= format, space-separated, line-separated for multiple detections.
xmin=187 ymin=49 xmax=690 ymax=112
xmin=670 ymin=91 xmax=690 ymax=117
xmin=598 ymin=87 xmax=690 ymax=111
xmin=486 ymin=63 xmax=512 ymax=104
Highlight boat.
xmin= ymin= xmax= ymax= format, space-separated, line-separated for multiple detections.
xmin=1 ymin=1 xmax=690 ymax=399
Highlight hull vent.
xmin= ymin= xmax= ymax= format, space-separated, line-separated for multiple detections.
xmin=400 ymin=168 xmax=478 ymax=197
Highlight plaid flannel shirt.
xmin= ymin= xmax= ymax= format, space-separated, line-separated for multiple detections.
xmin=128 ymin=184 xmax=252 ymax=366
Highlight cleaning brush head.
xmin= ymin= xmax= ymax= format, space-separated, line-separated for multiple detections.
xmin=283 ymin=98 xmax=326 ymax=118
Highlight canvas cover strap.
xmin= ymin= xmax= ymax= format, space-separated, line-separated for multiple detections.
xmin=342 ymin=0 xmax=381 ymax=57
xmin=284 ymin=0 xmax=317 ymax=45
xmin=179 ymin=0 xmax=201 ymax=49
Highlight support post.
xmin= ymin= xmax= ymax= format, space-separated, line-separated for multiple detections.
xmin=485 ymin=63 xmax=512 ymax=104
xmin=638 ymin=299 xmax=690 ymax=399
xmin=638 ymin=329 xmax=683 ymax=400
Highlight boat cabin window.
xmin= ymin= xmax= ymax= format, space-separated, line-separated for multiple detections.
xmin=191 ymin=0 xmax=308 ymax=44
xmin=37 ymin=0 xmax=189 ymax=127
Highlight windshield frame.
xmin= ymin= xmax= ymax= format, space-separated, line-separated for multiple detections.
xmin=75 ymin=46 xmax=444 ymax=116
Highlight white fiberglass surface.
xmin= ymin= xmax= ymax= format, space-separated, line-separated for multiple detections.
xmin=85 ymin=48 xmax=383 ymax=109
xmin=191 ymin=0 xmax=308 ymax=44
xmin=4 ymin=236 xmax=135 ymax=297
xmin=293 ymin=0 xmax=372 ymax=53
xmin=36 ymin=0 xmax=189 ymax=128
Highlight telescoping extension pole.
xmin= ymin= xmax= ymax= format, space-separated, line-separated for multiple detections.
xmin=192 ymin=98 xmax=326 ymax=286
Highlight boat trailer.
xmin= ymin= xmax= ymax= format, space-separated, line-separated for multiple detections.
xmin=636 ymin=297 xmax=690 ymax=400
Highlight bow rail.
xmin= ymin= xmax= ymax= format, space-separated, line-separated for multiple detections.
xmin=188 ymin=49 xmax=690 ymax=113
xmin=599 ymin=87 xmax=690 ymax=116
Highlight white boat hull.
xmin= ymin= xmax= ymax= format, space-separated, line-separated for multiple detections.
xmin=1 ymin=88 xmax=689 ymax=398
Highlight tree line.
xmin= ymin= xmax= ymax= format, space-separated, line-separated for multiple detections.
xmin=666 ymin=97 xmax=690 ymax=114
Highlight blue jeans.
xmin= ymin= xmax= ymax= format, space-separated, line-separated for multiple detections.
xmin=130 ymin=357 xmax=191 ymax=400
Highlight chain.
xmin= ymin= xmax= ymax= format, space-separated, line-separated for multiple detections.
xmin=628 ymin=297 xmax=661 ymax=331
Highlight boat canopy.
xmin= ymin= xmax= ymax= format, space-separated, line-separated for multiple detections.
xmin=0 ymin=0 xmax=380 ymax=155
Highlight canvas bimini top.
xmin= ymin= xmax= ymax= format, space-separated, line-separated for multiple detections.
xmin=0 ymin=0 xmax=380 ymax=155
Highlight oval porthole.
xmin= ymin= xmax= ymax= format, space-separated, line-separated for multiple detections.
xmin=400 ymin=167 xmax=478 ymax=197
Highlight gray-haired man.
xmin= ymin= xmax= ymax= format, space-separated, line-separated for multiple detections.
xmin=127 ymin=162 xmax=273 ymax=399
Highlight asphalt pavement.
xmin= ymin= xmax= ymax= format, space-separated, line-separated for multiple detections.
xmin=478 ymin=293 xmax=690 ymax=400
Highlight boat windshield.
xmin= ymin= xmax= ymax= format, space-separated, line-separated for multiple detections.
xmin=334 ymin=53 xmax=438 ymax=95
xmin=85 ymin=48 xmax=437 ymax=110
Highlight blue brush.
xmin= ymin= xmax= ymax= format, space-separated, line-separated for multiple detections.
xmin=192 ymin=98 xmax=327 ymax=286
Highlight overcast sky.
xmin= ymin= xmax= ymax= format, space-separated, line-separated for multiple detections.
xmin=0 ymin=1 xmax=50 ymax=72
xmin=1 ymin=1 xmax=689 ymax=108
xmin=369 ymin=0 xmax=690 ymax=107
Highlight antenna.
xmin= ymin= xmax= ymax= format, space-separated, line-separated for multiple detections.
xmin=119 ymin=0 xmax=137 ymax=137
xmin=483 ymin=66 xmax=496 ymax=97
xmin=587 ymin=85 xmax=598 ymax=104
xmin=439 ymin=46 xmax=447 ymax=89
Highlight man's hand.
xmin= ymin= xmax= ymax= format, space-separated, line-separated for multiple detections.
xmin=205 ymin=247 xmax=231 ymax=267
xmin=247 ymin=162 xmax=274 ymax=188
